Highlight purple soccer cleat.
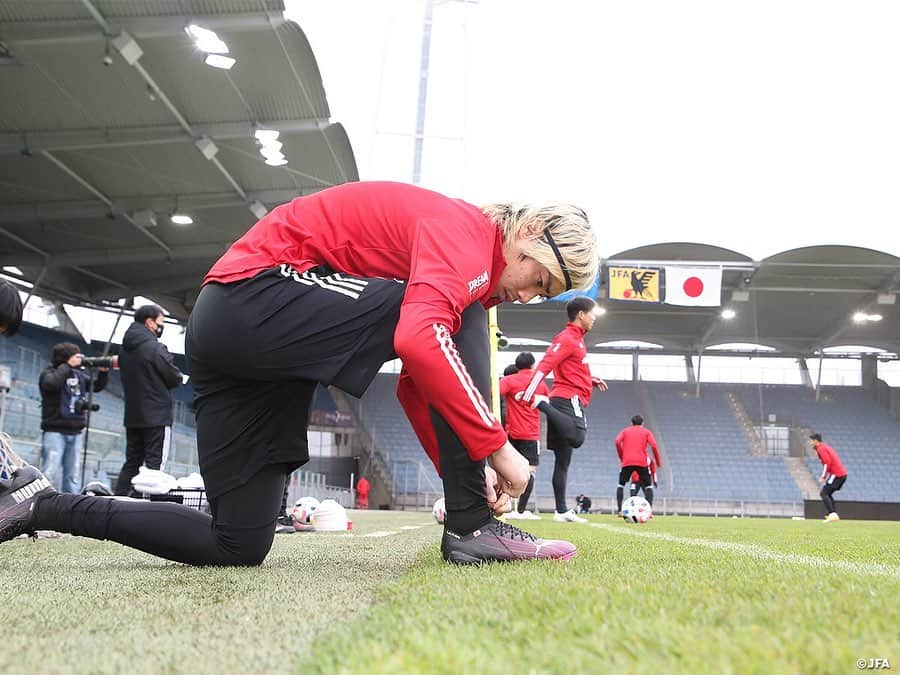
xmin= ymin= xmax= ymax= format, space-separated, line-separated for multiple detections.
xmin=441 ymin=518 xmax=577 ymax=565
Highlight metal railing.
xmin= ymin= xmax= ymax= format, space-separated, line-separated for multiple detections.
xmin=285 ymin=470 xmax=354 ymax=509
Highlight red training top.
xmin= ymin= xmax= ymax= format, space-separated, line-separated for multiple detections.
xmin=524 ymin=323 xmax=592 ymax=404
xmin=616 ymin=425 xmax=661 ymax=468
xmin=205 ymin=181 xmax=508 ymax=472
xmin=815 ymin=442 xmax=847 ymax=478
xmin=499 ymin=368 xmax=548 ymax=440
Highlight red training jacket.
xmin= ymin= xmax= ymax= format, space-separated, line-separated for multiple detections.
xmin=204 ymin=181 xmax=508 ymax=472
xmin=815 ymin=442 xmax=847 ymax=478
xmin=499 ymin=368 xmax=548 ymax=440
xmin=524 ymin=323 xmax=592 ymax=404
xmin=616 ymin=425 xmax=661 ymax=468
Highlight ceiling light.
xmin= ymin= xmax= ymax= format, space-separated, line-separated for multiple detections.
xmin=258 ymin=139 xmax=283 ymax=153
xmin=868 ymin=314 xmax=883 ymax=322
xmin=260 ymin=147 xmax=285 ymax=161
xmin=593 ymin=306 xmax=607 ymax=317
xmin=877 ymin=293 xmax=896 ymax=305
xmin=205 ymin=54 xmax=235 ymax=70
xmin=721 ymin=308 xmax=736 ymax=320
xmin=170 ymin=213 xmax=193 ymax=225
xmin=186 ymin=25 xmax=229 ymax=54
xmin=265 ymin=157 xmax=288 ymax=167
xmin=254 ymin=129 xmax=280 ymax=142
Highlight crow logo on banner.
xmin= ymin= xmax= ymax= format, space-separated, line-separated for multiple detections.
xmin=608 ymin=267 xmax=660 ymax=302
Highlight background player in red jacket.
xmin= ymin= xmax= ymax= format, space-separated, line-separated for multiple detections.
xmin=616 ymin=415 xmax=660 ymax=515
xmin=3 ymin=182 xmax=598 ymax=567
xmin=809 ymin=433 xmax=848 ymax=522
xmin=519 ymin=297 xmax=607 ymax=523
xmin=500 ymin=352 xmax=549 ymax=520
xmin=356 ymin=476 xmax=370 ymax=510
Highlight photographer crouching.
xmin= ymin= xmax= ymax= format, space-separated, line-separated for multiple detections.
xmin=39 ymin=343 xmax=110 ymax=493
xmin=114 ymin=305 xmax=183 ymax=496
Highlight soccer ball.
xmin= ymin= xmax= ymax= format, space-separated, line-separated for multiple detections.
xmin=291 ymin=496 xmax=320 ymax=525
xmin=621 ymin=496 xmax=652 ymax=523
xmin=432 ymin=497 xmax=446 ymax=524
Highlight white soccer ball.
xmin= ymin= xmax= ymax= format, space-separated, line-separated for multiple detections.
xmin=432 ymin=497 xmax=446 ymax=524
xmin=621 ymin=496 xmax=652 ymax=523
xmin=291 ymin=496 xmax=320 ymax=525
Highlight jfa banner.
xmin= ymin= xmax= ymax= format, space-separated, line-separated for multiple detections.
xmin=608 ymin=266 xmax=661 ymax=302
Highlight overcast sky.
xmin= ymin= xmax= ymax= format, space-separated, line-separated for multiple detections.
xmin=287 ymin=0 xmax=900 ymax=259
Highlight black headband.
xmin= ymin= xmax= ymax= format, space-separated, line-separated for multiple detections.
xmin=543 ymin=229 xmax=572 ymax=292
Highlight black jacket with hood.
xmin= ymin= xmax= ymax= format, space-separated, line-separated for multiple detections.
xmin=120 ymin=322 xmax=183 ymax=428
xmin=39 ymin=363 xmax=108 ymax=433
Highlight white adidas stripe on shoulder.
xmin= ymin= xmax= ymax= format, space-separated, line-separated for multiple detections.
xmin=433 ymin=324 xmax=495 ymax=427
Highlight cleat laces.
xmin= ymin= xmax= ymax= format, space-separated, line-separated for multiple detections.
xmin=494 ymin=520 xmax=537 ymax=542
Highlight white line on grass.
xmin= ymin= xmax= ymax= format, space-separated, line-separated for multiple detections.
xmin=364 ymin=530 xmax=400 ymax=537
xmin=399 ymin=525 xmax=427 ymax=530
xmin=590 ymin=523 xmax=900 ymax=580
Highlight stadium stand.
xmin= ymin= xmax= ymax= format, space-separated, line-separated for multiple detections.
xmin=642 ymin=383 xmax=801 ymax=502
xmin=734 ymin=384 xmax=900 ymax=502
xmin=4 ymin=324 xmax=899 ymax=507
xmin=344 ymin=374 xmax=900 ymax=509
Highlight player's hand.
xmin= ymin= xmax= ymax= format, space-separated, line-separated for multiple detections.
xmin=530 ymin=394 xmax=549 ymax=409
xmin=488 ymin=442 xmax=530 ymax=498
xmin=484 ymin=466 xmax=513 ymax=515
xmin=591 ymin=376 xmax=608 ymax=391
xmin=818 ymin=477 xmax=825 ymax=484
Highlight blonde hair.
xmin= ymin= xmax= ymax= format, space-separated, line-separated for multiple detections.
xmin=482 ymin=202 xmax=598 ymax=293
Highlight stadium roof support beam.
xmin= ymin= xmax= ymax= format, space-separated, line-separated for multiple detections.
xmin=1 ymin=13 xmax=287 ymax=46
xmin=0 ymin=224 xmax=183 ymax=307
xmin=79 ymin=0 xmax=257 ymax=217
xmin=1 ymin=120 xmax=332 ymax=156
xmin=8 ymin=242 xmax=228 ymax=269
xmin=0 ymin=188 xmax=303 ymax=225
xmin=813 ymin=269 xmax=900 ymax=351
xmin=89 ymin=274 xmax=204 ymax=301
xmin=39 ymin=150 xmax=171 ymax=255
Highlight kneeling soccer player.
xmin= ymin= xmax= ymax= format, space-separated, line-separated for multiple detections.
xmin=1 ymin=182 xmax=596 ymax=566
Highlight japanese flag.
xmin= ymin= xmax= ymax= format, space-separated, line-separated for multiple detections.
xmin=664 ymin=267 xmax=722 ymax=306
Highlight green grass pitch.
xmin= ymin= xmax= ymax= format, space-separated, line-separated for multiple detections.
xmin=1 ymin=511 xmax=897 ymax=674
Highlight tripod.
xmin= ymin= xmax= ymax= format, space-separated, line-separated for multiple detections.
xmin=78 ymin=364 xmax=98 ymax=491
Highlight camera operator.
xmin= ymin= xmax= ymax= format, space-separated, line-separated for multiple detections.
xmin=114 ymin=305 xmax=183 ymax=496
xmin=39 ymin=343 xmax=109 ymax=493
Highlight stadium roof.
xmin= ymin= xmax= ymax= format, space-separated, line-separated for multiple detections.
xmin=499 ymin=243 xmax=900 ymax=357
xmin=0 ymin=0 xmax=357 ymax=319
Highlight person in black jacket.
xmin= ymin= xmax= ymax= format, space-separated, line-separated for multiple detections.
xmin=39 ymin=343 xmax=108 ymax=493
xmin=114 ymin=305 xmax=183 ymax=496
